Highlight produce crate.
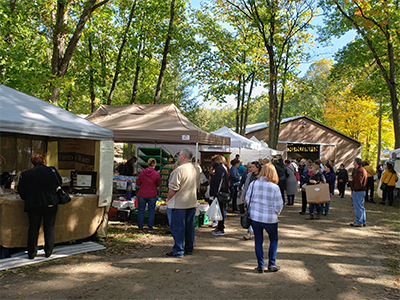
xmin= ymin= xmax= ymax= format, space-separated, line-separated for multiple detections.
xmin=194 ymin=215 xmax=200 ymax=229
xmin=130 ymin=209 xmax=148 ymax=223
xmin=138 ymin=147 xmax=170 ymax=158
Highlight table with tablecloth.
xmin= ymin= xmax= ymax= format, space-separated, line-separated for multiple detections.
xmin=0 ymin=195 xmax=104 ymax=248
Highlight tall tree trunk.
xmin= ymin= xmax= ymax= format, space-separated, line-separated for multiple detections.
xmin=99 ymin=45 xmax=107 ymax=101
xmin=235 ymin=75 xmax=242 ymax=133
xmin=131 ymin=13 xmax=146 ymax=104
xmin=377 ymin=96 xmax=382 ymax=167
xmin=65 ymin=87 xmax=72 ymax=111
xmin=154 ymin=0 xmax=175 ymax=104
xmin=49 ymin=0 xmax=110 ymax=105
xmin=239 ymin=76 xmax=246 ymax=135
xmin=243 ymin=71 xmax=256 ymax=135
xmin=107 ymin=0 xmax=137 ymax=105
xmin=88 ymin=35 xmax=96 ymax=112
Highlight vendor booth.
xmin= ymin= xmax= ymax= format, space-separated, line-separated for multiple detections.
xmin=86 ymin=103 xmax=231 ymax=216
xmin=0 ymin=85 xmax=114 ymax=252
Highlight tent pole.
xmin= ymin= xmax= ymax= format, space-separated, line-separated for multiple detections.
xmin=195 ymin=142 xmax=198 ymax=164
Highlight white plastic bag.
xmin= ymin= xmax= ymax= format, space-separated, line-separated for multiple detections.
xmin=205 ymin=198 xmax=223 ymax=221
xmin=204 ymin=185 xmax=210 ymax=199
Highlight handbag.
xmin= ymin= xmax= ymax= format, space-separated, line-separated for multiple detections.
xmin=217 ymin=169 xmax=230 ymax=203
xmin=241 ymin=181 xmax=254 ymax=229
xmin=51 ymin=167 xmax=71 ymax=205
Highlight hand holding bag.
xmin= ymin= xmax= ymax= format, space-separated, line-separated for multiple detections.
xmin=380 ymin=173 xmax=393 ymax=191
xmin=205 ymin=198 xmax=223 ymax=221
xmin=51 ymin=167 xmax=71 ymax=205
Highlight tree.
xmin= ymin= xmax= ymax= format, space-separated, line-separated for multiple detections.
xmin=225 ymin=0 xmax=316 ymax=149
xmin=320 ymin=0 xmax=400 ymax=148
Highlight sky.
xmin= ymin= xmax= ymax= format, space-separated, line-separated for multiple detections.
xmin=187 ymin=0 xmax=357 ymax=109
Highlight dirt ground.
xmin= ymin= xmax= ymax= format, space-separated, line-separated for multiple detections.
xmin=1 ymin=190 xmax=400 ymax=300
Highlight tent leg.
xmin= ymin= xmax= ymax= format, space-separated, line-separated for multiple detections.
xmin=195 ymin=142 xmax=198 ymax=163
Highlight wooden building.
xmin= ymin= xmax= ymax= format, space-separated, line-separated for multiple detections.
xmin=245 ymin=116 xmax=361 ymax=168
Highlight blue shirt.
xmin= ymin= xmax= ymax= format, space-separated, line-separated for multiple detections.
xmin=238 ymin=164 xmax=246 ymax=176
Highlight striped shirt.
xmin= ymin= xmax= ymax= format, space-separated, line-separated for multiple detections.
xmin=245 ymin=178 xmax=283 ymax=224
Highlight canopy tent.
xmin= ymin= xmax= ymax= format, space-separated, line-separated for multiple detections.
xmin=211 ymin=126 xmax=260 ymax=150
xmin=0 ymin=85 xmax=114 ymax=207
xmin=0 ymin=85 xmax=113 ymax=141
xmin=249 ymin=136 xmax=283 ymax=155
xmin=86 ymin=104 xmax=230 ymax=146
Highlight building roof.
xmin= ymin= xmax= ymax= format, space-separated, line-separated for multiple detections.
xmin=245 ymin=115 xmax=361 ymax=145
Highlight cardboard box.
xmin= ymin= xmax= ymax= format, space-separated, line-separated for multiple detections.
xmin=305 ymin=184 xmax=331 ymax=204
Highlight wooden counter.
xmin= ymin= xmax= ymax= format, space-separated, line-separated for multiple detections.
xmin=0 ymin=195 xmax=104 ymax=248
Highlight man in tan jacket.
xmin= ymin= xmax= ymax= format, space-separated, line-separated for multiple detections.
xmin=166 ymin=149 xmax=199 ymax=257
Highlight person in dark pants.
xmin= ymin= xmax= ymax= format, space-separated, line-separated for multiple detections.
xmin=362 ymin=160 xmax=377 ymax=203
xmin=17 ymin=153 xmax=61 ymax=259
xmin=336 ymin=163 xmax=348 ymax=198
xmin=229 ymin=159 xmax=241 ymax=213
xmin=380 ymin=162 xmax=398 ymax=206
xmin=273 ymin=158 xmax=288 ymax=205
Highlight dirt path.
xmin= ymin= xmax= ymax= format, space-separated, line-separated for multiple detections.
xmin=1 ymin=191 xmax=399 ymax=300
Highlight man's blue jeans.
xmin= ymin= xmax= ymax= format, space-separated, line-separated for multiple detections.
xmin=352 ymin=191 xmax=366 ymax=225
xmin=138 ymin=197 xmax=157 ymax=230
xmin=252 ymin=220 xmax=279 ymax=269
xmin=169 ymin=207 xmax=196 ymax=256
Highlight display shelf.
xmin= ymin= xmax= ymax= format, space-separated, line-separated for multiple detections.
xmin=138 ymin=147 xmax=170 ymax=158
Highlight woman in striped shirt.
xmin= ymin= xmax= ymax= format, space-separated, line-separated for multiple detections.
xmin=245 ymin=163 xmax=284 ymax=273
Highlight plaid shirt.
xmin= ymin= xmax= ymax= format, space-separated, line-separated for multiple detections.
xmin=245 ymin=178 xmax=283 ymax=224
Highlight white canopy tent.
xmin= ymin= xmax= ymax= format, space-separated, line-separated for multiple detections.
xmin=211 ymin=126 xmax=260 ymax=150
xmin=0 ymin=85 xmax=114 ymax=206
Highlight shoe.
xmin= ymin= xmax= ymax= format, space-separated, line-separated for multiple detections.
xmin=211 ymin=228 xmax=219 ymax=233
xmin=45 ymin=251 xmax=53 ymax=258
xmin=211 ymin=230 xmax=225 ymax=236
xmin=184 ymin=251 xmax=193 ymax=255
xmin=323 ymin=213 xmax=328 ymax=216
xmin=28 ymin=251 xmax=37 ymax=260
xmin=148 ymin=229 xmax=156 ymax=233
xmin=388 ymin=204 xmax=393 ymax=206
xmin=363 ymin=223 xmax=366 ymax=227
xmin=165 ymin=251 xmax=183 ymax=258
xmin=138 ymin=229 xmax=143 ymax=233
xmin=209 ymin=221 xmax=218 ymax=228
xmin=350 ymin=222 xmax=362 ymax=227
xmin=267 ymin=265 xmax=280 ymax=272
xmin=254 ymin=267 xmax=264 ymax=273
xmin=340 ymin=196 xmax=344 ymax=198
xmin=243 ymin=232 xmax=253 ymax=240
xmin=232 ymin=210 xmax=240 ymax=214
xmin=305 ymin=215 xmax=315 ymax=220
xmin=380 ymin=202 xmax=385 ymax=205
xmin=299 ymin=212 xmax=306 ymax=215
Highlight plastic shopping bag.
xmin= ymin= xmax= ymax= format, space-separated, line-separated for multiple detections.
xmin=205 ymin=198 xmax=223 ymax=221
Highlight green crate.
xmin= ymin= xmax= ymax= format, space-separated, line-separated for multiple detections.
xmin=138 ymin=147 xmax=170 ymax=158
xmin=194 ymin=215 xmax=199 ymax=229
xmin=202 ymin=213 xmax=209 ymax=225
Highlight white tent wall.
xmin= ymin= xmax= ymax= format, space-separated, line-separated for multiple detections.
xmin=389 ymin=148 xmax=400 ymax=189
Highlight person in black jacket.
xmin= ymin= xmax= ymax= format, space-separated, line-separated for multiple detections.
xmin=209 ymin=155 xmax=229 ymax=236
xmin=273 ymin=158 xmax=288 ymax=205
xmin=336 ymin=163 xmax=348 ymax=198
xmin=17 ymin=153 xmax=61 ymax=259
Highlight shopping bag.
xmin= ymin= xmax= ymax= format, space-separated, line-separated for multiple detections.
xmin=205 ymin=198 xmax=223 ymax=221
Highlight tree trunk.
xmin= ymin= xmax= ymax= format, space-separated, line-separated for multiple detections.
xmin=377 ymin=96 xmax=382 ymax=167
xmin=88 ymin=36 xmax=96 ymax=112
xmin=235 ymin=75 xmax=242 ymax=133
xmin=243 ymin=71 xmax=256 ymax=135
xmin=49 ymin=0 xmax=111 ymax=105
xmin=99 ymin=45 xmax=107 ymax=101
xmin=65 ymin=87 xmax=72 ymax=111
xmin=107 ymin=0 xmax=137 ymax=105
xmin=154 ymin=0 xmax=175 ymax=104
xmin=131 ymin=14 xmax=146 ymax=104
xmin=239 ymin=75 xmax=246 ymax=135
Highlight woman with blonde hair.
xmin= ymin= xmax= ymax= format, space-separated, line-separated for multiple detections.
xmin=245 ymin=163 xmax=283 ymax=273
xmin=136 ymin=158 xmax=161 ymax=232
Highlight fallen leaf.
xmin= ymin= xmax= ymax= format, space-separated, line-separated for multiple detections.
xmin=3 ymin=285 xmax=11 ymax=289
xmin=175 ymin=270 xmax=180 ymax=273
xmin=352 ymin=287 xmax=357 ymax=290
xmin=221 ymin=291 xmax=226 ymax=294
xmin=31 ymin=291 xmax=39 ymax=295
xmin=394 ymin=283 xmax=398 ymax=286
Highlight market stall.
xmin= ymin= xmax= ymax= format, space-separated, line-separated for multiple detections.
xmin=0 ymin=85 xmax=114 ymax=254
xmin=86 ymin=103 xmax=230 ymax=223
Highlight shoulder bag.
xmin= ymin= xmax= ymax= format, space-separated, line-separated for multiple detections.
xmin=51 ymin=167 xmax=71 ymax=205
xmin=241 ymin=181 xmax=255 ymax=229
xmin=218 ymin=169 xmax=231 ymax=203
xmin=380 ymin=173 xmax=393 ymax=191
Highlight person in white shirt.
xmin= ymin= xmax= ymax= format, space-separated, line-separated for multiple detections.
xmin=245 ymin=163 xmax=283 ymax=273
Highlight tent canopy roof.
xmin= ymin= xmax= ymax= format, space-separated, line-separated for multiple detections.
xmin=0 ymin=85 xmax=113 ymax=140
xmin=212 ymin=126 xmax=260 ymax=149
xmin=86 ymin=104 xmax=230 ymax=145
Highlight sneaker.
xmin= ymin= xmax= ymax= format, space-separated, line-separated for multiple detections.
xmin=148 ymin=229 xmax=156 ymax=233
xmin=208 ymin=221 xmax=218 ymax=228
xmin=165 ymin=251 xmax=183 ymax=258
xmin=350 ymin=222 xmax=362 ymax=227
xmin=211 ymin=228 xmax=219 ymax=233
xmin=138 ymin=229 xmax=143 ymax=233
xmin=211 ymin=230 xmax=225 ymax=236
xmin=243 ymin=232 xmax=253 ymax=240
xmin=267 ymin=265 xmax=280 ymax=272
xmin=254 ymin=267 xmax=264 ymax=273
